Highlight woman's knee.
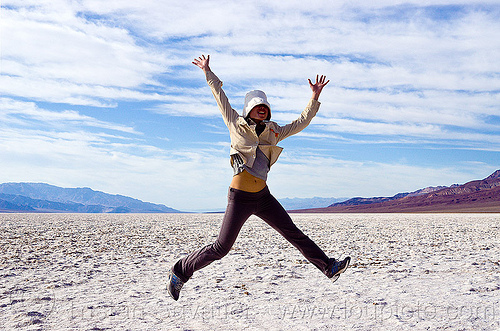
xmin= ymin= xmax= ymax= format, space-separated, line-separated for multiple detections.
xmin=211 ymin=240 xmax=232 ymax=259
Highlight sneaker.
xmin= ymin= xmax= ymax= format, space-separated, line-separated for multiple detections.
xmin=167 ymin=269 xmax=185 ymax=301
xmin=327 ymin=257 xmax=350 ymax=283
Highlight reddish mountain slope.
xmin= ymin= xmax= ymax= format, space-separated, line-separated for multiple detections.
xmin=295 ymin=170 xmax=500 ymax=213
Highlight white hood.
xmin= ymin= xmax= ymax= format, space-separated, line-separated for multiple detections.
xmin=242 ymin=90 xmax=271 ymax=119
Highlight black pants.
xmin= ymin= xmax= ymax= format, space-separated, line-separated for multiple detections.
xmin=173 ymin=186 xmax=330 ymax=282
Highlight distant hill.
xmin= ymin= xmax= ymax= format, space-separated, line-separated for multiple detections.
xmin=0 ymin=183 xmax=181 ymax=213
xmin=326 ymin=185 xmax=459 ymax=208
xmin=279 ymin=196 xmax=348 ymax=211
xmin=293 ymin=170 xmax=500 ymax=213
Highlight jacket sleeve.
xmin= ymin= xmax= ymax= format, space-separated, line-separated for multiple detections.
xmin=276 ymin=99 xmax=320 ymax=142
xmin=205 ymin=70 xmax=239 ymax=126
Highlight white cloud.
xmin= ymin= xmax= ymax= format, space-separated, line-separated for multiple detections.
xmin=3 ymin=1 xmax=499 ymax=109
xmin=0 ymin=98 xmax=138 ymax=133
xmin=1 ymin=10 xmax=159 ymax=87
xmin=1 ymin=4 xmax=167 ymax=105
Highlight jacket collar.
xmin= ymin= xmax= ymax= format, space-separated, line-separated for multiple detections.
xmin=244 ymin=117 xmax=270 ymax=127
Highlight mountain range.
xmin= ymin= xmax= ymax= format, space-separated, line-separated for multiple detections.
xmin=278 ymin=196 xmax=348 ymax=211
xmin=293 ymin=169 xmax=500 ymax=213
xmin=1 ymin=170 xmax=499 ymax=213
xmin=0 ymin=183 xmax=180 ymax=213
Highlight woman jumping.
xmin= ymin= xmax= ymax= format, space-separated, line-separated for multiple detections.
xmin=167 ymin=55 xmax=350 ymax=300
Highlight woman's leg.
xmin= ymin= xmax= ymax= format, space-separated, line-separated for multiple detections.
xmin=173 ymin=188 xmax=255 ymax=282
xmin=255 ymin=191 xmax=331 ymax=275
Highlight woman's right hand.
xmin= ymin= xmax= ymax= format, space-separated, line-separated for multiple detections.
xmin=192 ymin=54 xmax=210 ymax=72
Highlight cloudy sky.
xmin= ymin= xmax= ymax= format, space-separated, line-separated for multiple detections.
xmin=1 ymin=1 xmax=499 ymax=211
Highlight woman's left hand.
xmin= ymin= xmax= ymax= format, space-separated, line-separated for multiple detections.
xmin=308 ymin=75 xmax=330 ymax=100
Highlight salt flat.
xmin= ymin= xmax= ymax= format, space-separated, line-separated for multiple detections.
xmin=1 ymin=213 xmax=498 ymax=330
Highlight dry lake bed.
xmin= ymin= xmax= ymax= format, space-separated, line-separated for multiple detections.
xmin=1 ymin=213 xmax=499 ymax=330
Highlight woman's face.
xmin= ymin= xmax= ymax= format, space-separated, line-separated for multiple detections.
xmin=248 ymin=105 xmax=269 ymax=124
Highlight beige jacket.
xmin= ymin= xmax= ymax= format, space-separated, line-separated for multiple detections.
xmin=206 ymin=70 xmax=320 ymax=168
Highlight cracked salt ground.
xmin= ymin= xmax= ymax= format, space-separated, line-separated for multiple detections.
xmin=0 ymin=213 xmax=499 ymax=330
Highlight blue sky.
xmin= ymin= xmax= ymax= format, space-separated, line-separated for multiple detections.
xmin=1 ymin=1 xmax=499 ymax=211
